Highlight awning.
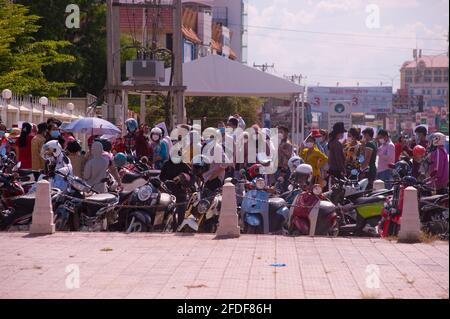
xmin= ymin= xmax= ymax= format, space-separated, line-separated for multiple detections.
xmin=19 ymin=105 xmax=31 ymax=113
xmin=7 ymin=104 xmax=18 ymax=112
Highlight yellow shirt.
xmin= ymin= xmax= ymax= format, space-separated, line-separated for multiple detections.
xmin=31 ymin=134 xmax=46 ymax=171
xmin=300 ymin=145 xmax=328 ymax=178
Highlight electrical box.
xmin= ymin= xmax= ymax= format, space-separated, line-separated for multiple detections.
xmin=126 ymin=60 xmax=165 ymax=85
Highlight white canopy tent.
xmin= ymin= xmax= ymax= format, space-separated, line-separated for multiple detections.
xmin=177 ymin=54 xmax=304 ymax=97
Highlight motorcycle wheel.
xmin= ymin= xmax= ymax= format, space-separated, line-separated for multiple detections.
xmin=328 ymin=221 xmax=339 ymax=237
xmin=54 ymin=216 xmax=69 ymax=231
xmin=126 ymin=216 xmax=148 ymax=233
xmin=244 ymin=224 xmax=261 ymax=234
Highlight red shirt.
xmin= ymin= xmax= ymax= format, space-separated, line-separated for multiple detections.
xmin=394 ymin=143 xmax=402 ymax=162
xmin=18 ymin=135 xmax=33 ymax=169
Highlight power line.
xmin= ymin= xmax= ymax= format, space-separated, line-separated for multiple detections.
xmin=247 ymin=32 xmax=447 ymax=52
xmin=231 ymin=23 xmax=447 ymax=42
xmin=253 ymin=63 xmax=275 ymax=72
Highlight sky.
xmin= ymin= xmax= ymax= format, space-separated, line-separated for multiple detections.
xmin=247 ymin=0 xmax=449 ymax=90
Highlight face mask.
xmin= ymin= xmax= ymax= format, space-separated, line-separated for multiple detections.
xmin=0 ymin=131 xmax=4 ymax=138
xmin=378 ymin=138 xmax=385 ymax=145
xmin=219 ymin=127 xmax=225 ymax=134
xmin=305 ymin=142 xmax=314 ymax=149
xmin=278 ymin=134 xmax=284 ymax=141
xmin=415 ymin=134 xmax=420 ymax=141
xmin=50 ymin=131 xmax=60 ymax=138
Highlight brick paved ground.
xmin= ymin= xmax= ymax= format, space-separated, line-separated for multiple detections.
xmin=0 ymin=233 xmax=448 ymax=299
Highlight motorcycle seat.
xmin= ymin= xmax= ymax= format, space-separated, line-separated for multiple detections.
xmin=18 ymin=169 xmax=37 ymax=177
xmin=354 ymin=195 xmax=385 ymax=205
xmin=122 ymin=173 xmax=144 ymax=184
xmin=86 ymin=193 xmax=117 ymax=204
xmin=268 ymin=198 xmax=287 ymax=212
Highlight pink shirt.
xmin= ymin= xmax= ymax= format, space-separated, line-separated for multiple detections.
xmin=377 ymin=140 xmax=395 ymax=172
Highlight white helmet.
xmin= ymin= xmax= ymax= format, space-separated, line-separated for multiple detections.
xmin=296 ymin=163 xmax=313 ymax=175
xmin=288 ymin=156 xmax=304 ymax=172
xmin=430 ymin=132 xmax=446 ymax=147
xmin=41 ymin=140 xmax=63 ymax=161
xmin=150 ymin=127 xmax=163 ymax=136
xmin=293 ymin=163 xmax=313 ymax=184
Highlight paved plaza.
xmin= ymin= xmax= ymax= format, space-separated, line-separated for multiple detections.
xmin=0 ymin=233 xmax=448 ymax=299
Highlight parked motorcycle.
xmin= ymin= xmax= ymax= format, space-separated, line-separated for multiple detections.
xmin=0 ymin=162 xmax=61 ymax=231
xmin=118 ymin=178 xmax=177 ymax=233
xmin=327 ymin=175 xmax=385 ymax=237
xmin=53 ymin=173 xmax=119 ymax=232
xmin=240 ymin=177 xmax=290 ymax=234
xmin=289 ymin=183 xmax=339 ymax=236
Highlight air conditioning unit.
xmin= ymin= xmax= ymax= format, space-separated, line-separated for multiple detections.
xmin=126 ymin=60 xmax=165 ymax=85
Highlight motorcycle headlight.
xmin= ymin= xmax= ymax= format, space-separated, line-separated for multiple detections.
xmin=137 ymin=185 xmax=153 ymax=202
xmin=255 ymin=178 xmax=266 ymax=190
xmin=312 ymin=184 xmax=323 ymax=196
xmin=197 ymin=200 xmax=210 ymax=214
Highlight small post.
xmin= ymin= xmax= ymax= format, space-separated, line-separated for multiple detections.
xmin=30 ymin=180 xmax=55 ymax=235
xmin=215 ymin=182 xmax=240 ymax=239
xmin=398 ymin=186 xmax=421 ymax=243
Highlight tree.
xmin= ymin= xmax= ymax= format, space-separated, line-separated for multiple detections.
xmin=14 ymin=0 xmax=107 ymax=97
xmin=0 ymin=0 xmax=75 ymax=97
xmin=185 ymin=96 xmax=262 ymax=128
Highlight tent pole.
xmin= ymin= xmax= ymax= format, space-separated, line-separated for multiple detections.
xmin=301 ymin=91 xmax=305 ymax=144
xmin=291 ymin=96 xmax=295 ymax=145
xmin=296 ymin=94 xmax=300 ymax=146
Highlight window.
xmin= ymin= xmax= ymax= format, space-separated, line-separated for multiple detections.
xmin=405 ymin=77 xmax=413 ymax=83
xmin=427 ymin=89 xmax=432 ymax=95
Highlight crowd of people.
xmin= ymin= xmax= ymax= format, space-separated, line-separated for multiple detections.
xmin=1 ymin=115 xmax=448 ymax=203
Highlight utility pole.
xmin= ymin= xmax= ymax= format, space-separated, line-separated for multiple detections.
xmin=173 ymin=0 xmax=185 ymax=126
xmin=106 ymin=0 xmax=121 ymax=125
xmin=286 ymin=74 xmax=307 ymax=146
xmin=253 ymin=63 xmax=274 ymax=72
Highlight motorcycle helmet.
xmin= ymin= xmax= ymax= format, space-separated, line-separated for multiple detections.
xmin=150 ymin=127 xmax=163 ymax=142
xmin=248 ymin=164 xmax=262 ymax=179
xmin=412 ymin=145 xmax=426 ymax=158
xmin=429 ymin=132 xmax=446 ymax=147
xmin=288 ymin=156 xmax=304 ymax=172
xmin=394 ymin=160 xmax=411 ymax=178
xmin=292 ymin=163 xmax=313 ymax=185
xmin=41 ymin=140 xmax=63 ymax=161
xmin=402 ymin=176 xmax=417 ymax=187
xmin=125 ymin=118 xmax=138 ymax=133
xmin=114 ymin=152 xmax=128 ymax=168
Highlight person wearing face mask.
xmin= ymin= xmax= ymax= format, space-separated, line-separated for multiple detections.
xmin=327 ymin=122 xmax=347 ymax=184
xmin=344 ymin=127 xmax=362 ymax=175
xmin=299 ymin=131 xmax=328 ymax=185
xmin=46 ymin=123 xmax=65 ymax=146
xmin=412 ymin=125 xmax=429 ymax=150
xmin=135 ymin=124 xmax=153 ymax=161
xmin=149 ymin=127 xmax=168 ymax=169
xmin=360 ymin=127 xmax=378 ymax=190
xmin=31 ymin=123 xmax=48 ymax=176
xmin=276 ymin=126 xmax=293 ymax=186
xmin=376 ymin=129 xmax=395 ymax=189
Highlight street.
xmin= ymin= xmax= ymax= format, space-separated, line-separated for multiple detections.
xmin=0 ymin=233 xmax=448 ymax=299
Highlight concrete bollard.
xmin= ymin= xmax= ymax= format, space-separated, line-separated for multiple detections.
xmin=398 ymin=186 xmax=421 ymax=243
xmin=215 ymin=182 xmax=240 ymax=239
xmin=373 ymin=180 xmax=385 ymax=191
xmin=30 ymin=180 xmax=55 ymax=235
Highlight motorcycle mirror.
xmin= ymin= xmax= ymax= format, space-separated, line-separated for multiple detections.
xmin=350 ymin=169 xmax=359 ymax=176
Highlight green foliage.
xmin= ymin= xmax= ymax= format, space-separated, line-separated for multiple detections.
xmin=186 ymin=96 xmax=262 ymax=128
xmin=0 ymin=0 xmax=75 ymax=97
xmin=14 ymin=0 xmax=107 ymax=97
